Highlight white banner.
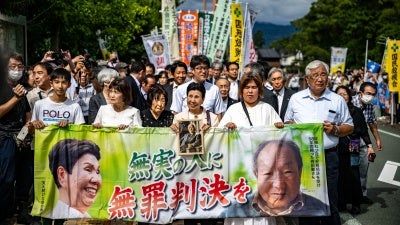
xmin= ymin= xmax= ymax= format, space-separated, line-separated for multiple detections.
xmin=242 ymin=5 xmax=258 ymax=72
xmin=142 ymin=34 xmax=171 ymax=71
xmin=161 ymin=0 xmax=180 ymax=62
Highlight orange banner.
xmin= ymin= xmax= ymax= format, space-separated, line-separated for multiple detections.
xmin=178 ymin=11 xmax=199 ymax=66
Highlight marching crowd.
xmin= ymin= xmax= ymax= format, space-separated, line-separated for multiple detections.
xmin=0 ymin=49 xmax=385 ymax=225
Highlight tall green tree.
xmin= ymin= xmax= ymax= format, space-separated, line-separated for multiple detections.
xmin=1 ymin=0 xmax=167 ymax=63
xmin=271 ymin=0 xmax=400 ymax=70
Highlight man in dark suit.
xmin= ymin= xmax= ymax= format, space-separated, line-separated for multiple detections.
xmin=261 ymin=67 xmax=294 ymax=121
xmin=215 ymin=77 xmax=237 ymax=113
xmin=163 ymin=61 xmax=187 ymax=111
xmin=125 ymin=61 xmax=147 ymax=110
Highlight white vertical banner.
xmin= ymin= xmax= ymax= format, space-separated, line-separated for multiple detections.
xmin=161 ymin=0 xmax=179 ymax=62
xmin=330 ymin=47 xmax=348 ymax=74
xmin=142 ymin=34 xmax=171 ymax=71
xmin=242 ymin=4 xmax=258 ymax=71
xmin=206 ymin=0 xmax=239 ymax=63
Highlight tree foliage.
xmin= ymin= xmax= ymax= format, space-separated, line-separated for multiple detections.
xmin=1 ymin=0 xmax=166 ymax=64
xmin=270 ymin=0 xmax=400 ymax=70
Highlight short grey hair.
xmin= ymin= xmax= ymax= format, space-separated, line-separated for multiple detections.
xmin=267 ymin=67 xmax=285 ymax=81
xmin=305 ymin=60 xmax=329 ymax=77
xmin=97 ymin=68 xmax=119 ymax=86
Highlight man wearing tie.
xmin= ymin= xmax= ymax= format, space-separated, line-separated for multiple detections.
xmin=261 ymin=67 xmax=295 ymax=121
xmin=163 ymin=61 xmax=187 ymax=110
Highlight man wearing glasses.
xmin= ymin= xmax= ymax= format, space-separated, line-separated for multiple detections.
xmin=170 ymin=54 xmax=224 ymax=120
xmin=0 ymin=52 xmax=31 ymax=224
xmin=285 ymin=60 xmax=354 ymax=225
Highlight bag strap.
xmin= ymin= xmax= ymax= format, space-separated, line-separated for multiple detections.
xmin=206 ymin=110 xmax=211 ymax=126
xmin=241 ymin=101 xmax=253 ymax=126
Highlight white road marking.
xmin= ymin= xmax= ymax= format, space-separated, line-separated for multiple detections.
xmin=378 ymin=160 xmax=400 ymax=187
xmin=378 ymin=129 xmax=400 ymax=139
xmin=340 ymin=212 xmax=363 ymax=225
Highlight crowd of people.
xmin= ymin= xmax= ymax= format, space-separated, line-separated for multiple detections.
xmin=0 ymin=49 xmax=385 ymax=225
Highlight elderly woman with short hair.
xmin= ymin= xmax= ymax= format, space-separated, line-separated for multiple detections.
xmin=88 ymin=68 xmax=119 ymax=124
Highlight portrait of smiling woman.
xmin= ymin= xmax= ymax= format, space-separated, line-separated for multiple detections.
xmin=47 ymin=139 xmax=102 ymax=219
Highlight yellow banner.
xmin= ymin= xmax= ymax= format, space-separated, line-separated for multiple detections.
xmin=230 ymin=4 xmax=243 ymax=63
xmin=385 ymin=40 xmax=400 ymax=92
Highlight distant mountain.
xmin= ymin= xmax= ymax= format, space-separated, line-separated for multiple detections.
xmin=253 ymin=22 xmax=296 ymax=47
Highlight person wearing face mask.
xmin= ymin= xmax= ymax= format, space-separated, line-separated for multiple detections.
xmin=351 ymin=81 xmax=383 ymax=205
xmin=0 ymin=52 xmax=31 ymax=224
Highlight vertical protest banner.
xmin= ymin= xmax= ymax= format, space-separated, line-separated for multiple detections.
xmin=142 ymin=34 xmax=171 ymax=71
xmin=206 ymin=0 xmax=239 ymax=63
xmin=161 ymin=0 xmax=179 ymax=62
xmin=197 ymin=11 xmax=214 ymax=55
xmin=330 ymin=47 xmax=347 ymax=74
xmin=242 ymin=5 xmax=258 ymax=72
xmin=178 ymin=10 xmax=199 ymax=66
xmin=385 ymin=39 xmax=400 ymax=92
xmin=32 ymin=124 xmax=330 ymax=222
xmin=229 ymin=3 xmax=243 ymax=64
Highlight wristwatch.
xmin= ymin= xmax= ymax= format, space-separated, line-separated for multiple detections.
xmin=367 ymin=144 xmax=373 ymax=148
xmin=333 ymin=125 xmax=339 ymax=136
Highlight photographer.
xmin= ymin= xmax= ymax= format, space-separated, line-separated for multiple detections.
xmin=0 ymin=51 xmax=31 ymax=224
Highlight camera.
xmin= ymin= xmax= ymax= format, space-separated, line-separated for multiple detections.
xmin=51 ymin=51 xmax=64 ymax=65
xmin=368 ymin=153 xmax=376 ymax=162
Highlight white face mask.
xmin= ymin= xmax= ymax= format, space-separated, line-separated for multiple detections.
xmin=360 ymin=94 xmax=374 ymax=104
xmin=8 ymin=70 xmax=23 ymax=81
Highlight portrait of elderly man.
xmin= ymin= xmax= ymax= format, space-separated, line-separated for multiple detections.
xmin=222 ymin=139 xmax=329 ymax=218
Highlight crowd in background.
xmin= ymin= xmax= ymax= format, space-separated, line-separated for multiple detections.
xmin=0 ymin=49 xmax=388 ymax=225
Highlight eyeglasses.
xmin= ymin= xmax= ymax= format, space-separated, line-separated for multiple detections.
xmin=309 ymin=73 xmax=328 ymax=79
xmin=9 ymin=64 xmax=25 ymax=70
xmin=194 ymin=66 xmax=209 ymax=71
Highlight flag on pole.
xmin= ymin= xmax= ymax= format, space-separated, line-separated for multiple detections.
xmin=385 ymin=39 xmax=400 ymax=92
xmin=161 ymin=0 xmax=179 ymax=62
xmin=242 ymin=5 xmax=258 ymax=71
xmin=366 ymin=59 xmax=381 ymax=73
xmin=229 ymin=3 xmax=243 ymax=63
xmin=330 ymin=47 xmax=347 ymax=74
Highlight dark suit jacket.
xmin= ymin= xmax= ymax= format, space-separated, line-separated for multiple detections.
xmin=261 ymin=87 xmax=294 ymax=121
xmin=221 ymin=192 xmax=329 ymax=218
xmin=163 ymin=83 xmax=173 ymax=111
xmin=227 ymin=97 xmax=238 ymax=110
xmin=125 ymin=75 xmax=147 ymax=111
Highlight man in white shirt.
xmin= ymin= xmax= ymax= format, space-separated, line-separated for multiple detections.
xmin=170 ymin=55 xmax=224 ymax=120
xmin=227 ymin=61 xmax=240 ymax=100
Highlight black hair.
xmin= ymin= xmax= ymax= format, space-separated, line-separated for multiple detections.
xmin=359 ymin=81 xmax=377 ymax=93
xmin=187 ymin=82 xmax=206 ymax=99
xmin=146 ymin=84 xmax=168 ymax=107
xmin=130 ymin=61 xmax=145 ymax=74
xmin=50 ymin=68 xmax=71 ymax=83
xmin=48 ymin=139 xmax=101 ymax=188
xmin=170 ymin=60 xmax=188 ymax=75
xmin=190 ymin=55 xmax=210 ymax=69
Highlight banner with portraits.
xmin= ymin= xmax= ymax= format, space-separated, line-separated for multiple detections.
xmin=142 ymin=34 xmax=171 ymax=71
xmin=32 ymin=124 xmax=330 ymax=223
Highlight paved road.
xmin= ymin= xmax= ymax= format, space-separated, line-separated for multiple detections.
xmin=340 ymin=123 xmax=400 ymax=225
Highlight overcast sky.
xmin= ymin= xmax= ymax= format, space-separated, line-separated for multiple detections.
xmin=178 ymin=0 xmax=316 ymax=25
